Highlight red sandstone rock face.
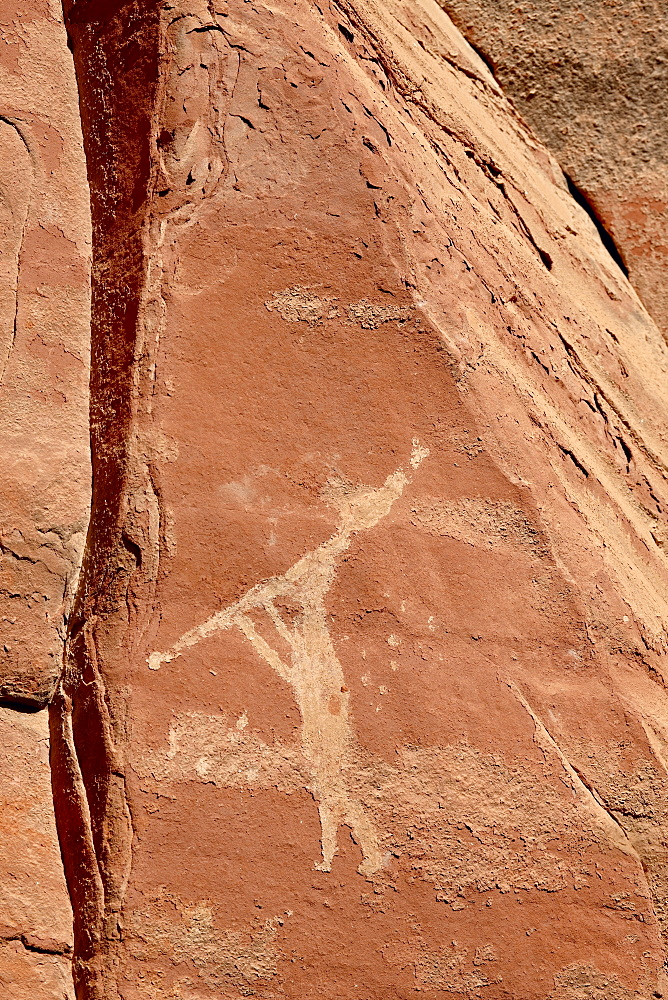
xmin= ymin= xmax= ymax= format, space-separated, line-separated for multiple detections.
xmin=3 ymin=1 xmax=668 ymax=999
xmin=0 ymin=0 xmax=90 ymax=707
xmin=0 ymin=707 xmax=74 ymax=999
xmin=50 ymin=2 xmax=668 ymax=997
xmin=0 ymin=0 xmax=89 ymax=996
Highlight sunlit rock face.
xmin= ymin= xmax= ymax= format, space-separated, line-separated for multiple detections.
xmin=4 ymin=2 xmax=668 ymax=1000
xmin=439 ymin=0 xmax=668 ymax=338
xmin=0 ymin=0 xmax=90 ymax=996
xmin=0 ymin=0 xmax=90 ymax=709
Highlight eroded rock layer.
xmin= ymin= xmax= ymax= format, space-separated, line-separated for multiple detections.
xmin=12 ymin=0 xmax=668 ymax=998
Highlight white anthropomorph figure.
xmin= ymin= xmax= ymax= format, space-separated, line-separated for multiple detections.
xmin=149 ymin=440 xmax=429 ymax=874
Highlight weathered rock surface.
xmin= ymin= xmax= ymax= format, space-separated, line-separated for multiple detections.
xmin=438 ymin=0 xmax=668 ymax=337
xmin=0 ymin=0 xmax=91 ymax=708
xmin=0 ymin=0 xmax=89 ymax=996
xmin=0 ymin=0 xmax=663 ymax=999
xmin=43 ymin=1 xmax=668 ymax=998
xmin=0 ymin=706 xmax=73 ymax=999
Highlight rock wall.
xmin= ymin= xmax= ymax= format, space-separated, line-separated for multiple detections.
xmin=0 ymin=707 xmax=74 ymax=999
xmin=51 ymin=0 xmax=668 ymax=997
xmin=0 ymin=0 xmax=90 ymax=995
xmin=0 ymin=0 xmax=91 ymax=709
xmin=437 ymin=0 xmax=668 ymax=338
xmin=3 ymin=1 xmax=668 ymax=999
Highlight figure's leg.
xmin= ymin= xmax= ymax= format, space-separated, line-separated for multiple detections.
xmin=315 ymin=799 xmax=341 ymax=871
xmin=347 ymin=802 xmax=385 ymax=876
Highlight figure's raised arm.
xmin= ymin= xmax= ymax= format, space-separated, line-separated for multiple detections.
xmin=147 ymin=574 xmax=296 ymax=671
xmin=147 ymin=604 xmax=237 ymax=671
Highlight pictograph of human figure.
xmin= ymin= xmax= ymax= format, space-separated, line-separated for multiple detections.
xmin=149 ymin=440 xmax=429 ymax=874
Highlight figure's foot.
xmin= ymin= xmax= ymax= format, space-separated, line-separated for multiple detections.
xmin=314 ymin=859 xmax=332 ymax=872
xmin=357 ymin=851 xmax=387 ymax=876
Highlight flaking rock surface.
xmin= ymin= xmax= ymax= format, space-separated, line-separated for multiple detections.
xmin=12 ymin=0 xmax=668 ymax=998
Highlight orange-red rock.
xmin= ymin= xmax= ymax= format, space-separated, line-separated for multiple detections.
xmin=0 ymin=0 xmax=90 ymax=707
xmin=0 ymin=0 xmax=89 ymax=997
xmin=0 ymin=706 xmax=74 ymax=999
xmin=0 ymin=1 xmax=667 ymax=1000
xmin=438 ymin=0 xmax=668 ymax=337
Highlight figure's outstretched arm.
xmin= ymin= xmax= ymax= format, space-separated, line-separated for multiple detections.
xmin=147 ymin=567 xmax=290 ymax=670
xmin=147 ymin=604 xmax=236 ymax=670
xmin=234 ymin=612 xmax=293 ymax=683
xmin=147 ymin=584 xmax=297 ymax=676
xmin=148 ymin=436 xmax=429 ymax=672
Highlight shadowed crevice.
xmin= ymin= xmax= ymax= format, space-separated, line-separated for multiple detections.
xmin=564 ymin=172 xmax=630 ymax=278
xmin=49 ymin=2 xmax=163 ymax=997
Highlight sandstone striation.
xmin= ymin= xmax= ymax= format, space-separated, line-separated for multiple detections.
xmin=437 ymin=0 xmax=668 ymax=337
xmin=2 ymin=1 xmax=668 ymax=999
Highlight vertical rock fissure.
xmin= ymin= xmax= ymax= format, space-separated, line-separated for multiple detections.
xmin=0 ymin=115 xmax=33 ymax=388
xmin=49 ymin=3 xmax=233 ymax=993
xmin=48 ymin=2 xmax=164 ymax=996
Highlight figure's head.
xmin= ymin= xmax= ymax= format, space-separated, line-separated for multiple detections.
xmin=320 ymin=470 xmax=407 ymax=533
xmin=321 ymin=440 xmax=428 ymax=532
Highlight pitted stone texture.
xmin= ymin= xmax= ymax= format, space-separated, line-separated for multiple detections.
xmin=438 ymin=0 xmax=668 ymax=336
